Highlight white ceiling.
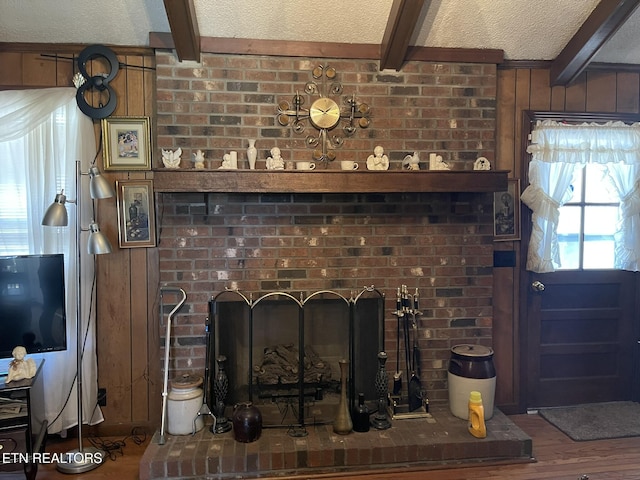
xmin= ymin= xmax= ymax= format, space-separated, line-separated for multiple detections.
xmin=1 ymin=0 xmax=638 ymax=64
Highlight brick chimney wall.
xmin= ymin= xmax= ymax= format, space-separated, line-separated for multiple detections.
xmin=155 ymin=52 xmax=497 ymax=404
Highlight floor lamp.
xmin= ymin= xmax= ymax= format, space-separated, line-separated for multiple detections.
xmin=42 ymin=160 xmax=113 ymax=474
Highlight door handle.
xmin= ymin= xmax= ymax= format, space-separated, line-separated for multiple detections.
xmin=531 ymin=280 xmax=545 ymax=292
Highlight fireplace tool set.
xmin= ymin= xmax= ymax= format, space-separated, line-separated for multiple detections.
xmin=390 ymin=285 xmax=430 ymax=419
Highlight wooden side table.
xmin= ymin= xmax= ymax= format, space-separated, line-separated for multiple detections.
xmin=0 ymin=359 xmax=47 ymax=480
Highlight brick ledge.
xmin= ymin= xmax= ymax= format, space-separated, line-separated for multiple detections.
xmin=140 ymin=406 xmax=532 ymax=480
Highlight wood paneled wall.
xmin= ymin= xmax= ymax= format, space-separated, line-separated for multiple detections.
xmin=492 ymin=67 xmax=640 ymax=413
xmin=0 ymin=45 xmax=159 ymax=433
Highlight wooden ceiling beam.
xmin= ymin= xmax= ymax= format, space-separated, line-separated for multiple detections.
xmin=380 ymin=0 xmax=426 ymax=71
xmin=149 ymin=33 xmax=502 ymax=64
xmin=162 ymin=0 xmax=201 ymax=62
xmin=550 ymin=0 xmax=640 ymax=86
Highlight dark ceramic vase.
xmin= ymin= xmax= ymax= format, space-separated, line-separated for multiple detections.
xmin=232 ymin=402 xmax=262 ymax=443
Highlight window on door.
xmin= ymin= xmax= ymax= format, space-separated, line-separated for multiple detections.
xmin=557 ymin=164 xmax=619 ymax=270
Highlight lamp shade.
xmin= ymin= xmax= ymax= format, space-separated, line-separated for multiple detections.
xmin=88 ymin=166 xmax=115 ymax=199
xmin=42 ymin=191 xmax=69 ymax=226
xmin=87 ymin=222 xmax=112 ymax=255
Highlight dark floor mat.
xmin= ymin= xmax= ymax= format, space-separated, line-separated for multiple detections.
xmin=539 ymin=401 xmax=640 ymax=441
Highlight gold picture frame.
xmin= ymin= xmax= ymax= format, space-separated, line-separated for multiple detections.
xmin=102 ymin=116 xmax=151 ymax=171
xmin=493 ymin=179 xmax=521 ymax=241
xmin=116 ymin=179 xmax=157 ymax=248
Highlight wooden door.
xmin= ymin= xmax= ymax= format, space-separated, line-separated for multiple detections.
xmin=525 ymin=269 xmax=637 ymax=408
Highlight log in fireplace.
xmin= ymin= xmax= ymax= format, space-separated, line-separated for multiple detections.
xmin=207 ymin=287 xmax=384 ymax=434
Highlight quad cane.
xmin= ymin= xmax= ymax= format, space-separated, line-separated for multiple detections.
xmin=159 ymin=287 xmax=187 ymax=445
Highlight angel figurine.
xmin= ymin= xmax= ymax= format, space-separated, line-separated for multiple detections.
xmin=366 ymin=146 xmax=389 ymax=170
xmin=162 ymin=148 xmax=182 ymax=169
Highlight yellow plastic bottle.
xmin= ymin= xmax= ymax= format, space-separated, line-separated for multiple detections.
xmin=468 ymin=391 xmax=487 ymax=438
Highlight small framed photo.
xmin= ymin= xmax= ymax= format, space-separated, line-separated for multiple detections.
xmin=116 ymin=179 xmax=156 ymax=248
xmin=102 ymin=116 xmax=151 ymax=171
xmin=493 ymin=179 xmax=521 ymax=241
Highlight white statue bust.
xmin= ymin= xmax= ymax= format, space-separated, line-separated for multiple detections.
xmin=6 ymin=346 xmax=37 ymax=383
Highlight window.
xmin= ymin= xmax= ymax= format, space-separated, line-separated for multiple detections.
xmin=523 ymin=118 xmax=640 ymax=273
xmin=0 ymin=88 xmax=103 ymax=434
xmin=0 ymin=182 xmax=29 ymax=254
xmin=557 ymin=164 xmax=620 ymax=270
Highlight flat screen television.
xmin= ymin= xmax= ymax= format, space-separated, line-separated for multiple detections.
xmin=0 ymin=254 xmax=67 ymax=359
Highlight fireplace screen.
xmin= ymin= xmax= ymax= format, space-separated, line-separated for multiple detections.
xmin=207 ymin=287 xmax=384 ymax=431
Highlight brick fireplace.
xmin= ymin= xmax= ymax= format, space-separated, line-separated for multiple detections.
xmin=154 ymin=50 xmax=498 ymax=405
xmin=157 ymin=190 xmax=495 ymax=406
xmin=147 ymin=50 xmax=511 ymax=476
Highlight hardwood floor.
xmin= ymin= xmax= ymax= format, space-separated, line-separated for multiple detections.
xmin=32 ymin=414 xmax=640 ymax=480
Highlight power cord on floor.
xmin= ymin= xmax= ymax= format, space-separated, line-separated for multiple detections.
xmin=86 ymin=426 xmax=147 ymax=461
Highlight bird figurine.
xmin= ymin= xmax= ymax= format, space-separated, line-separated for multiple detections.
xmin=402 ymin=151 xmax=420 ymax=170
xmin=162 ymin=148 xmax=182 ymax=169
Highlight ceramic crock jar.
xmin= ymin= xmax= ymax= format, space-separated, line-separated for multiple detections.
xmin=447 ymin=344 xmax=496 ymax=420
xmin=232 ymin=402 xmax=262 ymax=443
xmin=167 ymin=374 xmax=205 ymax=435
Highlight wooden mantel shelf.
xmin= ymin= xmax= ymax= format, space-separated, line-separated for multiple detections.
xmin=151 ymin=169 xmax=509 ymax=193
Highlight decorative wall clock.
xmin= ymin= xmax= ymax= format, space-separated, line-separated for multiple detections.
xmin=277 ymin=65 xmax=370 ymax=164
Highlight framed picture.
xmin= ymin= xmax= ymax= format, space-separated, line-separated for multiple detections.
xmin=493 ymin=179 xmax=521 ymax=241
xmin=116 ymin=179 xmax=156 ymax=248
xmin=102 ymin=116 xmax=151 ymax=171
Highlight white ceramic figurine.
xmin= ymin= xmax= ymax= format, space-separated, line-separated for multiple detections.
xmin=402 ymin=151 xmax=420 ymax=170
xmin=473 ymin=157 xmax=491 ymax=170
xmin=428 ymin=153 xmax=450 ymax=171
xmin=266 ymin=147 xmax=285 ymax=170
xmin=366 ymin=146 xmax=389 ymax=170
xmin=6 ymin=346 xmax=37 ymax=383
xmin=193 ymin=149 xmax=206 ymax=169
xmin=162 ymin=148 xmax=182 ymax=169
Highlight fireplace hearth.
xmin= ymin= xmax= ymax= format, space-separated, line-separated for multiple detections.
xmin=207 ymin=287 xmax=384 ymax=431
xmin=140 ymin=406 xmax=533 ymax=480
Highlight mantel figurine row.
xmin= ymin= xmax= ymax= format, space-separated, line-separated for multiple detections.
xmin=161 ymin=141 xmax=491 ymax=172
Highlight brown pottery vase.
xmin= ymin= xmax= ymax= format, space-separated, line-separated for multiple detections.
xmin=232 ymin=402 xmax=262 ymax=443
xmin=333 ymin=359 xmax=353 ymax=435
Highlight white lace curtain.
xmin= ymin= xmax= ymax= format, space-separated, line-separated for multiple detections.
xmin=522 ymin=120 xmax=640 ymax=273
xmin=0 ymin=87 xmax=104 ymax=433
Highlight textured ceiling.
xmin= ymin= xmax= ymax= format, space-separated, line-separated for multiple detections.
xmin=1 ymin=0 xmax=638 ymax=64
